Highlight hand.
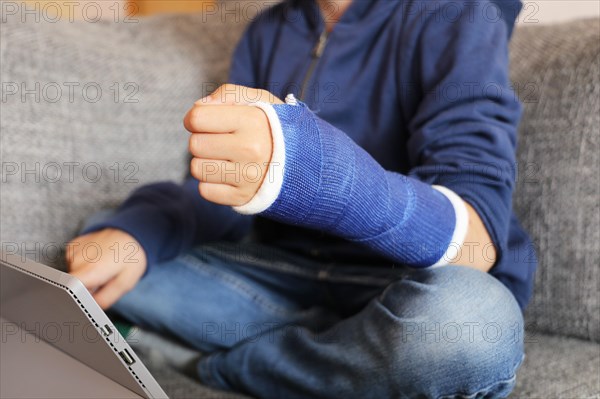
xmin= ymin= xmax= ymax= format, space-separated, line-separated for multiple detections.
xmin=66 ymin=228 xmax=147 ymax=309
xmin=184 ymin=84 xmax=284 ymax=206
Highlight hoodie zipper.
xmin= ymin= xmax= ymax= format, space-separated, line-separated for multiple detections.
xmin=299 ymin=30 xmax=329 ymax=101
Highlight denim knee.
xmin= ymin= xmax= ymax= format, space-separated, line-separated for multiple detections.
xmin=377 ymin=266 xmax=524 ymax=397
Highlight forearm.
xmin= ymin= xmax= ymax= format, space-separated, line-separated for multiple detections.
xmin=82 ymin=177 xmax=253 ymax=267
xmin=235 ymin=100 xmax=471 ymax=268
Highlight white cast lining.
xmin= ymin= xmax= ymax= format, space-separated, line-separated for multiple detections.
xmin=429 ymin=185 xmax=470 ymax=267
xmin=232 ymin=101 xmax=288 ymax=215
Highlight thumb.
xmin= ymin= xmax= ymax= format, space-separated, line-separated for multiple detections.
xmin=92 ymin=266 xmax=142 ymax=309
xmin=195 ymin=84 xmax=283 ymax=106
xmin=196 ymin=83 xmax=243 ymax=105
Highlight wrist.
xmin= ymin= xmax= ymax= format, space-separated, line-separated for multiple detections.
xmin=109 ymin=228 xmax=148 ymax=267
xmin=233 ymin=101 xmax=287 ymax=215
xmin=233 ymin=94 xmax=314 ymax=216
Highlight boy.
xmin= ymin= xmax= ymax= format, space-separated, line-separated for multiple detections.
xmin=68 ymin=0 xmax=535 ymax=397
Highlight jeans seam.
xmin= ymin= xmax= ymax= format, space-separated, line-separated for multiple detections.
xmin=437 ymin=374 xmax=517 ymax=399
xmin=436 ymin=353 xmax=525 ymax=399
xmin=202 ymin=246 xmax=319 ymax=279
xmin=202 ymin=245 xmax=402 ymax=286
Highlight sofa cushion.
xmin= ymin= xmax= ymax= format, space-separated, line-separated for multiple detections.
xmin=513 ymin=333 xmax=600 ymax=397
xmin=509 ymin=18 xmax=600 ymax=342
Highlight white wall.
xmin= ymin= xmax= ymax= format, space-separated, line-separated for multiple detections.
xmin=518 ymin=0 xmax=600 ymax=24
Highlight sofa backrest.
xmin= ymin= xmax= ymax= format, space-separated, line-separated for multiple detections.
xmin=0 ymin=10 xmax=247 ymax=268
xmin=509 ymin=18 xmax=599 ymax=342
xmin=1 ymin=8 xmax=598 ymax=342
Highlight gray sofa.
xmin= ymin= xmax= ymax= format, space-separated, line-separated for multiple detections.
xmin=1 ymin=5 xmax=598 ymax=398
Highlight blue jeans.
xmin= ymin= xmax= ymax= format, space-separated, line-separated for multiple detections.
xmin=109 ymin=241 xmax=524 ymax=399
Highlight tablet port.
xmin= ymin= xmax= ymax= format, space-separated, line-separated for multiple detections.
xmin=118 ymin=349 xmax=135 ymax=365
xmin=100 ymin=324 xmax=113 ymax=337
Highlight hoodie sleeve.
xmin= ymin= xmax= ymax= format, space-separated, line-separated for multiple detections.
xmin=81 ymin=177 xmax=253 ymax=269
xmin=404 ymin=0 xmax=522 ymax=268
xmin=229 ymin=22 xmax=259 ymax=87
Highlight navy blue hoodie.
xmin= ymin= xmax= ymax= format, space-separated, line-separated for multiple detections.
xmin=85 ymin=0 xmax=537 ymax=309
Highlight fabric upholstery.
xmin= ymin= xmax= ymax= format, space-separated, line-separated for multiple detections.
xmin=509 ymin=18 xmax=600 ymax=342
xmin=514 ymin=333 xmax=600 ymax=397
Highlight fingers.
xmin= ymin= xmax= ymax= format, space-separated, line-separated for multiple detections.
xmin=65 ymin=243 xmax=79 ymax=271
xmin=197 ymin=181 xmax=253 ymax=207
xmin=189 ymin=132 xmax=271 ymax=162
xmin=190 ymin=158 xmax=247 ymax=186
xmin=71 ymin=263 xmax=118 ymax=290
xmin=184 ymin=105 xmax=249 ymax=133
xmin=190 ymin=158 xmax=267 ymax=186
xmin=70 ymin=260 xmax=121 ymax=292
xmin=92 ymin=265 xmax=144 ymax=310
xmin=188 ymin=133 xmax=236 ymax=160
xmin=65 ymin=235 xmax=92 ymax=271
xmin=184 ymin=100 xmax=271 ymax=135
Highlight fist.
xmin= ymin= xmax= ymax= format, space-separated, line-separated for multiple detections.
xmin=184 ymin=84 xmax=283 ymax=207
